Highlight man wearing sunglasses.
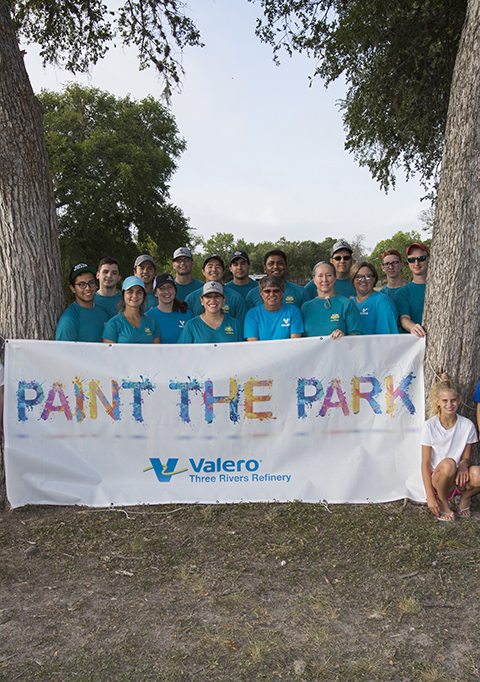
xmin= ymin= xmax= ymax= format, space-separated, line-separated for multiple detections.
xmin=244 ymin=275 xmax=304 ymax=341
xmin=56 ymin=263 xmax=109 ymax=342
xmin=304 ymin=240 xmax=356 ymax=300
xmin=395 ymin=243 xmax=429 ymax=337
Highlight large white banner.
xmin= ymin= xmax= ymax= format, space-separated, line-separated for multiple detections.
xmin=4 ymin=336 xmax=426 ymax=508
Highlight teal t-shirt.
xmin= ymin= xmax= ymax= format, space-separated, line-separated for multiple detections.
xmin=244 ymin=303 xmax=304 ymax=340
xmin=55 ymin=302 xmax=109 ymax=343
xmin=246 ymin=281 xmax=308 ymax=310
xmin=380 ymin=285 xmax=404 ymax=332
xmin=103 ymin=313 xmax=161 ymax=343
xmin=94 ymin=291 xmax=122 ymax=319
xmin=353 ymin=291 xmax=398 ymax=335
xmin=394 ymin=281 xmax=426 ymax=325
xmin=225 ymin=278 xmax=259 ymax=300
xmin=177 ymin=314 xmax=243 ymax=344
xmin=301 ymin=296 xmax=363 ymax=337
xmin=174 ymin=278 xmax=204 ymax=302
xmin=185 ymin=287 xmax=247 ymax=325
xmin=145 ymin=290 xmax=158 ymax=312
xmin=145 ymin=307 xmax=193 ymax=344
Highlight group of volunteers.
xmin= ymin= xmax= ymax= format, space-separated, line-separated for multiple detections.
xmin=55 ymin=239 xmax=429 ymax=345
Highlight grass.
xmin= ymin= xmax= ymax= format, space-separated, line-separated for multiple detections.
xmin=1 ymin=499 xmax=480 ymax=681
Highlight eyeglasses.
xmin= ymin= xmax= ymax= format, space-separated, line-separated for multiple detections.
xmin=75 ymin=281 xmax=97 ymax=289
xmin=333 ymin=255 xmax=352 ymax=261
xmin=382 ymin=260 xmax=400 ymax=267
xmin=354 ymin=274 xmax=373 ymax=282
xmin=407 ymin=255 xmax=428 ymax=263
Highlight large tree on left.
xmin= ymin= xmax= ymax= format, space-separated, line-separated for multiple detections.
xmin=0 ymin=0 xmax=63 ymax=340
xmin=0 ymin=0 xmax=201 ymax=341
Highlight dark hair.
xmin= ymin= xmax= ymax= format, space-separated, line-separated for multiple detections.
xmin=119 ymin=287 xmax=146 ymax=314
xmin=97 ymin=257 xmax=120 ymax=270
xmin=264 ymin=249 xmax=287 ymax=266
xmin=350 ymin=261 xmax=378 ymax=286
xmin=173 ymin=298 xmax=188 ymax=314
xmin=258 ymin=274 xmax=285 ymax=293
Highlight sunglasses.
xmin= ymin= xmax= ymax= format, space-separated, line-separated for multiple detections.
xmin=407 ymin=255 xmax=428 ymax=263
xmin=262 ymin=288 xmax=282 ymax=295
xmin=333 ymin=255 xmax=352 ymax=261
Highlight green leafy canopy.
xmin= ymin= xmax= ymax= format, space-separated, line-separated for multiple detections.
xmin=252 ymin=0 xmax=467 ymax=192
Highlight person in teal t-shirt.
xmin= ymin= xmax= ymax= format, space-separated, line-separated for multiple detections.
xmin=133 ymin=254 xmax=158 ymax=311
xmin=225 ymin=250 xmax=259 ymax=300
xmin=244 ymin=275 xmax=304 ymax=340
xmin=351 ymin=262 xmax=398 ymax=334
xmin=94 ymin=257 xmax=122 ymax=319
xmin=396 ymin=242 xmax=429 ymax=337
xmin=56 ymin=263 xmax=109 ymax=343
xmin=178 ymin=282 xmax=243 ymax=343
xmin=301 ymin=261 xmax=363 ymax=338
xmin=146 ymin=273 xmax=193 ymax=343
xmin=246 ymin=249 xmax=307 ymax=309
xmin=103 ymin=276 xmax=160 ymax=344
xmin=171 ymin=247 xmax=203 ymax=301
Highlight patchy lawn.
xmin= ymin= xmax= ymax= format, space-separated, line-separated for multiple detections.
xmin=1 ymin=499 xmax=480 ymax=681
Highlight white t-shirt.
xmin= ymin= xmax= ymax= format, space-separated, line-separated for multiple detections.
xmin=421 ymin=414 xmax=478 ymax=471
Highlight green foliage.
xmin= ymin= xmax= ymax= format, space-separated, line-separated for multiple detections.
xmin=254 ymin=0 xmax=467 ymax=191
xmin=195 ymin=234 xmax=338 ymax=280
xmin=41 ymin=84 xmax=191 ymax=292
xmin=12 ymin=0 xmax=202 ymax=97
xmin=369 ymin=230 xmax=432 ymax=283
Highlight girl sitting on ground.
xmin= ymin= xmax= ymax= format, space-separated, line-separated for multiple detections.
xmin=421 ymin=376 xmax=480 ymax=521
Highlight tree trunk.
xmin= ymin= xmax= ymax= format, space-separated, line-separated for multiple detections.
xmin=0 ymin=0 xmax=64 ymax=507
xmin=0 ymin=0 xmax=64 ymax=342
xmin=424 ymin=0 xmax=480 ymax=416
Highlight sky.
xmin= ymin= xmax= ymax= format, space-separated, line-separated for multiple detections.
xmin=23 ymin=0 xmax=429 ymax=254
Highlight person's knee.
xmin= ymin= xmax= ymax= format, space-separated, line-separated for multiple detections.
xmin=435 ymin=458 xmax=457 ymax=479
xmin=468 ymin=465 xmax=480 ymax=489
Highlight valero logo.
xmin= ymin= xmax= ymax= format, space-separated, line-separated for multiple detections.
xmin=144 ymin=458 xmax=187 ymax=482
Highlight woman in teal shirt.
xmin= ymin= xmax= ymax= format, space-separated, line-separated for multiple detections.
xmin=103 ymin=276 xmax=161 ymax=344
xmin=178 ymin=282 xmax=242 ymax=344
xmin=301 ymin=261 xmax=363 ymax=338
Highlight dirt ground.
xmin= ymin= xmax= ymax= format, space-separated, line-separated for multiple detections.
xmin=1 ymin=497 xmax=480 ymax=682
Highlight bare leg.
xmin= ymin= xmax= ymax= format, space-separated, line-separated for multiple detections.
xmin=457 ymin=465 xmax=480 ymax=517
xmin=432 ymin=458 xmax=457 ymax=516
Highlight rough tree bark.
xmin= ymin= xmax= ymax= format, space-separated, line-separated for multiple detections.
xmin=0 ymin=0 xmax=64 ymax=342
xmin=0 ymin=0 xmax=64 ymax=507
xmin=423 ymin=0 xmax=480 ymax=414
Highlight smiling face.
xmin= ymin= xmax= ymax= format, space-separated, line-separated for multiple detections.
xmin=201 ymin=292 xmax=225 ymax=314
xmin=406 ymin=247 xmax=429 ymax=280
xmin=134 ymin=261 xmax=156 ymax=289
xmin=155 ymin=282 xmax=176 ymax=306
xmin=436 ymin=389 xmax=461 ymax=416
xmin=330 ymin=249 xmax=353 ymax=277
xmin=97 ymin=263 xmax=120 ymax=291
xmin=70 ymin=273 xmax=97 ymax=307
xmin=313 ymin=263 xmax=336 ymax=298
xmin=354 ymin=265 xmax=376 ymax=298
xmin=264 ymin=255 xmax=287 ymax=279
xmin=202 ymin=259 xmax=224 ymax=282
xmin=124 ymin=285 xmax=146 ymax=310
xmin=172 ymin=257 xmax=194 ymax=276
xmin=230 ymin=257 xmax=250 ymax=282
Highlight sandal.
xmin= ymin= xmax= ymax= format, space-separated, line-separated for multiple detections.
xmin=455 ymin=506 xmax=471 ymax=519
xmin=437 ymin=511 xmax=455 ymax=522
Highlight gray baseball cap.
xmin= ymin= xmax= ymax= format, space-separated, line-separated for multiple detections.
xmin=331 ymin=240 xmax=353 ymax=256
xmin=202 ymin=281 xmax=224 ymax=296
xmin=173 ymin=247 xmax=193 ymax=260
xmin=134 ymin=254 xmax=155 ymax=268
